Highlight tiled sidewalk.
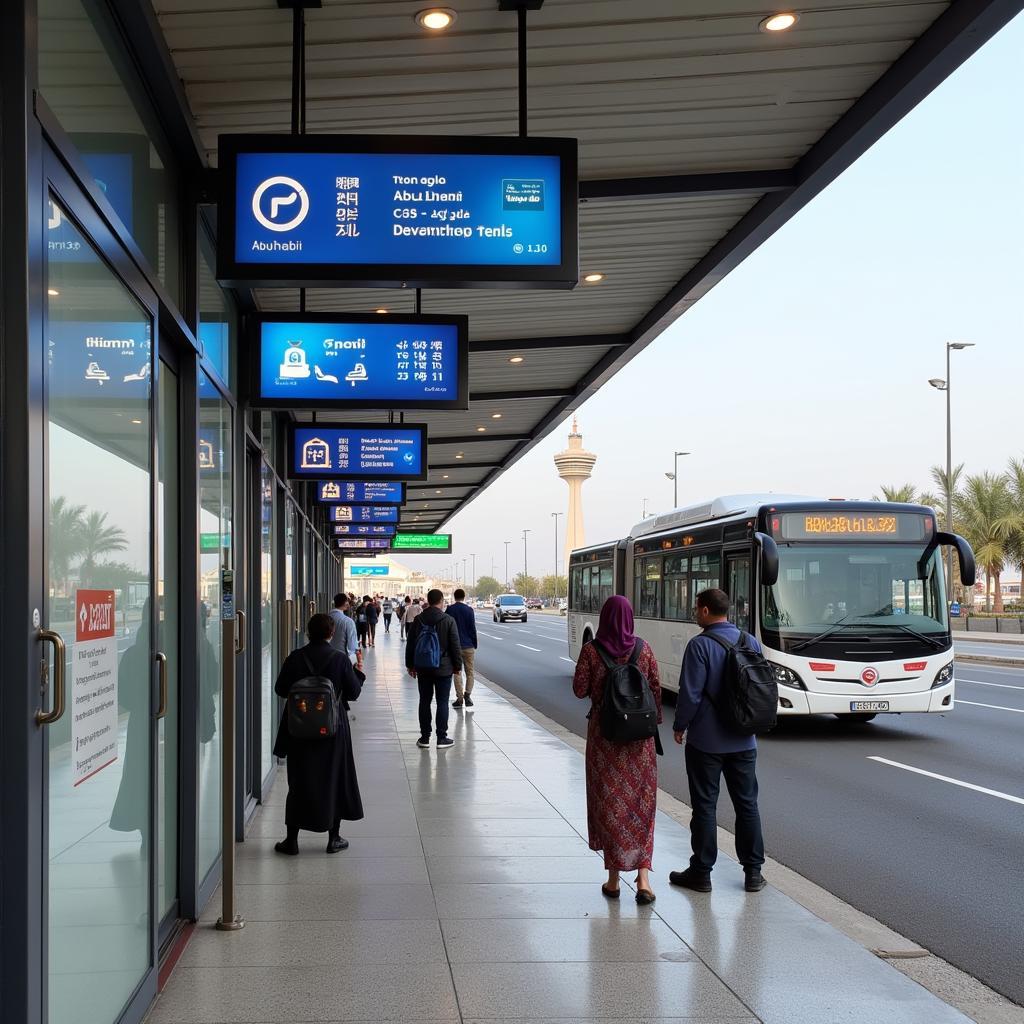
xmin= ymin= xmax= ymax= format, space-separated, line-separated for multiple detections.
xmin=148 ymin=633 xmax=970 ymax=1023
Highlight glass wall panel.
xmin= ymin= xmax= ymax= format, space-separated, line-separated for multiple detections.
xmin=39 ymin=0 xmax=180 ymax=298
xmin=197 ymin=374 xmax=232 ymax=880
xmin=198 ymin=225 xmax=235 ymax=388
xmin=45 ymin=199 xmax=153 ymax=1024
xmin=260 ymin=461 xmax=277 ymax=782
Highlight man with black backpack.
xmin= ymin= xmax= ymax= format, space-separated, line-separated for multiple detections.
xmin=405 ymin=589 xmax=462 ymax=749
xmin=670 ymin=588 xmax=774 ymax=894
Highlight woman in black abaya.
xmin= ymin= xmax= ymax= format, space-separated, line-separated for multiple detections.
xmin=273 ymin=613 xmax=364 ymax=854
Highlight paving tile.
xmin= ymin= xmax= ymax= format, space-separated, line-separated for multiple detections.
xmin=237 ymin=855 xmax=429 ymax=885
xmin=199 ymin=883 xmax=437 ymax=923
xmin=427 ymin=855 xmax=605 ymax=884
xmin=148 ymin=964 xmax=458 ymax=1022
xmin=451 ymin=961 xmax=752 ymax=1019
xmin=422 ymin=835 xmax=590 ymax=858
xmin=179 ymin=919 xmax=446 ymax=968
xmin=433 ymin=883 xmax=654 ymax=920
xmin=416 ymin=817 xmax=581 ymax=839
xmin=441 ymin=917 xmax=695 ymax=963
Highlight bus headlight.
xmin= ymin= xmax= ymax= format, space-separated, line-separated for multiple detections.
xmin=769 ymin=663 xmax=805 ymax=690
xmin=932 ymin=663 xmax=954 ymax=689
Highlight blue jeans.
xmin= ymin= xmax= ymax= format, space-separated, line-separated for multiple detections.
xmin=418 ymin=675 xmax=452 ymax=740
xmin=684 ymin=745 xmax=764 ymax=873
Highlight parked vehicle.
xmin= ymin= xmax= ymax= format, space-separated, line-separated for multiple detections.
xmin=526 ymin=597 xmax=543 ymax=610
xmin=493 ymin=594 xmax=528 ymax=622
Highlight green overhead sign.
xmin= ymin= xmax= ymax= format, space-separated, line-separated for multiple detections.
xmin=391 ymin=533 xmax=452 ymax=553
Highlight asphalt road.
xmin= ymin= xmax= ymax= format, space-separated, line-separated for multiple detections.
xmin=471 ymin=611 xmax=1024 ymax=1006
xmin=954 ymin=638 xmax=1024 ymax=659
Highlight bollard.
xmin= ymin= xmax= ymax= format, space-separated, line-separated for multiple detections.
xmin=216 ymin=614 xmax=244 ymax=931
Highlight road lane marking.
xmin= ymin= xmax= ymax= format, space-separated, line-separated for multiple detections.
xmin=958 ymin=678 xmax=1024 ymax=691
xmin=478 ymin=632 xmax=504 ymax=641
xmin=868 ymin=756 xmax=1024 ymax=806
xmin=516 ymin=644 xmax=542 ymax=652
xmin=560 ymin=657 xmax=575 ymax=663
xmin=956 ymin=699 xmax=1024 ymax=714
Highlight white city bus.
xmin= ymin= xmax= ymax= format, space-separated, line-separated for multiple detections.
xmin=568 ymin=495 xmax=975 ymax=720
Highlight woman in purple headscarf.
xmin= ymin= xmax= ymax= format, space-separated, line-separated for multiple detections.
xmin=573 ymin=594 xmax=662 ymax=904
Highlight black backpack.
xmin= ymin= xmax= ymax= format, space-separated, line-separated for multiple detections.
xmin=286 ymin=651 xmax=341 ymax=739
xmin=595 ymin=639 xmax=660 ymax=744
xmin=703 ymin=630 xmax=778 ymax=735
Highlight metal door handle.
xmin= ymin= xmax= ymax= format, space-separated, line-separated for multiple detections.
xmin=155 ymin=652 xmax=168 ymax=719
xmin=36 ymin=628 xmax=67 ymax=726
xmin=235 ymin=610 xmax=246 ymax=654
xmin=308 ymin=598 xmax=315 ymax=618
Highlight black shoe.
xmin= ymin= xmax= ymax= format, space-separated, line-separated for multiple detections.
xmin=274 ymin=839 xmax=299 ymax=856
xmin=416 ymin=737 xmax=431 ymax=749
xmin=326 ymin=835 xmax=349 ymax=854
xmin=669 ymin=868 xmax=712 ymax=892
xmin=464 ymin=695 xmax=474 ymax=707
xmin=452 ymin=698 xmax=464 ymax=709
xmin=437 ymin=736 xmax=454 ymax=749
xmin=744 ymin=869 xmax=767 ymax=892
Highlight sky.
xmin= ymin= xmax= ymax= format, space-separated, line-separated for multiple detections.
xmin=407 ymin=11 xmax=1024 ymax=583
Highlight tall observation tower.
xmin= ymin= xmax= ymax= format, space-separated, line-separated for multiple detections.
xmin=554 ymin=418 xmax=597 ymax=571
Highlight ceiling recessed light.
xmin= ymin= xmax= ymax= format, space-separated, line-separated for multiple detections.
xmin=47 ymin=288 xmax=60 ymax=296
xmin=436 ymin=489 xmax=442 ymax=494
xmin=759 ymin=11 xmax=798 ymax=32
xmin=583 ymin=272 xmax=605 ymax=283
xmin=415 ymin=7 xmax=456 ymax=31
xmin=375 ymin=307 xmax=389 ymax=314
xmin=476 ymin=426 xmax=486 ymax=432
xmin=491 ymin=412 xmax=502 ymax=419
xmin=130 ymin=419 xmax=142 ymax=425
xmin=509 ymin=355 xmax=524 ymax=364
xmin=455 ymin=452 xmax=464 ymax=459
xmin=442 ymin=474 xmax=450 ymax=479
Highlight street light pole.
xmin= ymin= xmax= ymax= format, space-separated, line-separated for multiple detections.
xmin=504 ymin=540 xmax=511 ymax=590
xmin=664 ymin=450 xmax=691 ymax=508
xmin=551 ymin=511 xmax=563 ymax=578
xmin=471 ymin=553 xmax=476 ymax=588
xmin=522 ymin=529 xmax=531 ymax=595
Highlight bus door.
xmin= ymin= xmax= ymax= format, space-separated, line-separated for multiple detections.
xmin=726 ymin=552 xmax=752 ymax=631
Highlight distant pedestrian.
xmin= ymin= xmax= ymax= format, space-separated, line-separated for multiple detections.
xmin=367 ymin=596 xmax=380 ymax=646
xmin=405 ymin=597 xmax=423 ymax=635
xmin=272 ymin=613 xmax=364 ymax=855
xmin=573 ymin=595 xmax=661 ymax=904
xmin=328 ymin=592 xmax=359 ymax=666
xmin=382 ymin=596 xmax=394 ymax=633
xmin=406 ymin=589 xmax=462 ymax=749
xmin=669 ymin=588 xmax=766 ymax=894
xmin=397 ymin=596 xmax=409 ymax=639
xmin=446 ymin=588 xmax=479 ymax=709
xmin=355 ymin=597 xmax=370 ymax=648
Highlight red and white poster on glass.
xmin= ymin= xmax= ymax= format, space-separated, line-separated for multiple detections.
xmin=71 ymin=589 xmax=119 ymax=786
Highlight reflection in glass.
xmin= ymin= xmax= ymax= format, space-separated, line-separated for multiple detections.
xmin=260 ymin=463 xmax=277 ymax=783
xmin=46 ymin=199 xmax=153 ymax=1024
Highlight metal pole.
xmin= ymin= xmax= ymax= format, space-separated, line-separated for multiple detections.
xmin=523 ymin=529 xmax=530 ymax=593
xmin=945 ymin=343 xmax=953 ymax=602
xmin=673 ymin=453 xmax=679 ymax=508
xmin=517 ymin=6 xmax=528 ymax=137
xmin=504 ymin=541 xmax=510 ymax=590
xmin=471 ymin=553 xmax=476 ymax=587
xmin=216 ymin=615 xmax=244 ymax=931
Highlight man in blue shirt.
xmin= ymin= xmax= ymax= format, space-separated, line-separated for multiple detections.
xmin=670 ymin=588 xmax=766 ymax=894
xmin=329 ymin=593 xmax=359 ymax=665
xmin=445 ymin=588 xmax=479 ymax=709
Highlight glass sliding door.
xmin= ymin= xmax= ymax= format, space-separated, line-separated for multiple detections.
xmin=45 ymin=195 xmax=155 ymax=1024
xmin=260 ymin=461 xmax=277 ymax=786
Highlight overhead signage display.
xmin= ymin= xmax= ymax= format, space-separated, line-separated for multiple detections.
xmin=391 ymin=533 xmax=453 ymax=554
xmin=351 ymin=565 xmax=389 ymax=576
xmin=319 ymin=481 xmax=405 ymax=504
xmin=289 ymin=423 xmax=427 ymax=481
xmin=251 ymin=313 xmax=468 ymax=410
xmin=773 ymin=512 xmax=931 ymax=542
xmin=218 ymin=133 xmax=578 ymax=289
xmin=47 ymin=322 xmax=152 ymax=399
xmin=334 ymin=524 xmax=397 ymax=537
xmin=71 ymin=590 xmax=119 ymax=787
xmin=328 ymin=505 xmax=400 ymax=524
xmin=336 ymin=538 xmax=391 ymax=550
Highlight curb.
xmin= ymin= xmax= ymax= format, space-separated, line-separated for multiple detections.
xmin=956 ymin=654 xmax=1024 ymax=667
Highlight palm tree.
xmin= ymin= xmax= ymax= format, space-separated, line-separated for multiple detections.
xmin=49 ymin=496 xmax=86 ymax=594
xmin=874 ymin=484 xmax=919 ymax=503
xmin=1004 ymin=457 xmax=1024 ymax=608
xmin=78 ymin=510 xmax=129 ymax=585
xmin=929 ymin=463 xmax=965 ymax=531
xmin=955 ymin=473 xmax=1013 ymax=613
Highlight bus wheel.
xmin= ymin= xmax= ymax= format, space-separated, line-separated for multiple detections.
xmin=844 ymin=713 xmax=876 ymax=723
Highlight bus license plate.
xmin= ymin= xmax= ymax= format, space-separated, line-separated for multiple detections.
xmin=850 ymin=700 xmax=889 ymax=712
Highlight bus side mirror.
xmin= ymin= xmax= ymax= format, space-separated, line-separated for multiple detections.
xmin=917 ymin=532 xmax=976 ymax=588
xmin=755 ymin=532 xmax=779 ymax=588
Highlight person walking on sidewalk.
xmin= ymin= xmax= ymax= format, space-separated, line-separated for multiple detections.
xmin=669 ymin=588 xmax=767 ymax=894
xmin=329 ymin=593 xmax=359 ymax=664
xmin=573 ymin=595 xmax=662 ymax=905
xmin=446 ymin=588 xmax=479 ymax=709
xmin=382 ymin=596 xmax=394 ymax=633
xmin=367 ymin=596 xmax=380 ymax=646
xmin=406 ymin=589 xmax=462 ymax=749
xmin=272 ymin=613 xmax=364 ymax=855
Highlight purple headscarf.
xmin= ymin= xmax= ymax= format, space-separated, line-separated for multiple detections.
xmin=595 ymin=595 xmax=637 ymax=660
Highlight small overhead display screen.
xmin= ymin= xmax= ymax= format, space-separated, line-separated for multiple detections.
xmin=252 ymin=313 xmax=468 ymax=410
xmin=47 ymin=322 xmax=152 ymax=398
xmin=334 ymin=524 xmax=397 ymax=537
xmin=218 ymin=133 xmax=578 ymax=289
xmin=336 ymin=538 xmax=391 ymax=550
xmin=391 ymin=533 xmax=453 ymax=554
xmin=318 ymin=481 xmax=404 ymax=504
xmin=773 ymin=511 xmax=932 ymax=542
xmin=288 ymin=424 xmax=427 ymax=481
xmin=328 ymin=505 xmax=399 ymax=524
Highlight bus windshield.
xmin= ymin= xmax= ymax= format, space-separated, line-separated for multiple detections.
xmin=762 ymin=543 xmax=947 ymax=639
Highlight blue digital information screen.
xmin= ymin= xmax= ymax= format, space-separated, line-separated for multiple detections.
xmin=218 ymin=133 xmax=578 ymax=289
xmin=336 ymin=538 xmax=391 ymax=551
xmin=253 ymin=313 xmax=468 ymax=410
xmin=334 ymin=524 xmax=397 ymax=537
xmin=352 ymin=565 xmax=389 ymax=576
xmin=318 ymin=481 xmax=405 ymax=504
xmin=288 ymin=423 xmax=427 ymax=481
xmin=328 ymin=505 xmax=400 ymax=524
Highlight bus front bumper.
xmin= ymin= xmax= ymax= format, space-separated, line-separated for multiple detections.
xmin=777 ymin=681 xmax=955 ymax=716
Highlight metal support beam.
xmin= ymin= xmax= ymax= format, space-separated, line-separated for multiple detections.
xmin=469 ymin=333 xmax=628 ymax=354
xmin=432 ymin=433 xmax=531 ymax=446
xmin=579 ymin=169 xmax=795 ymax=203
xmin=469 ymin=388 xmax=573 ymax=403
xmin=428 ymin=461 xmax=498 ymax=471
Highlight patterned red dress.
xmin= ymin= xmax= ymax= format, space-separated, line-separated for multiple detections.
xmin=573 ymin=639 xmax=662 ymax=870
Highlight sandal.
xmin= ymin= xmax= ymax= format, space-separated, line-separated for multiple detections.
xmin=601 ymin=882 xmax=620 ymax=899
xmin=635 ymin=888 xmax=656 ymax=905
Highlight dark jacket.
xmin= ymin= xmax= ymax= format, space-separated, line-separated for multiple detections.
xmin=405 ymin=606 xmax=463 ymax=677
xmin=445 ymin=600 xmax=478 ymax=649
xmin=273 ymin=642 xmax=364 ymax=830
